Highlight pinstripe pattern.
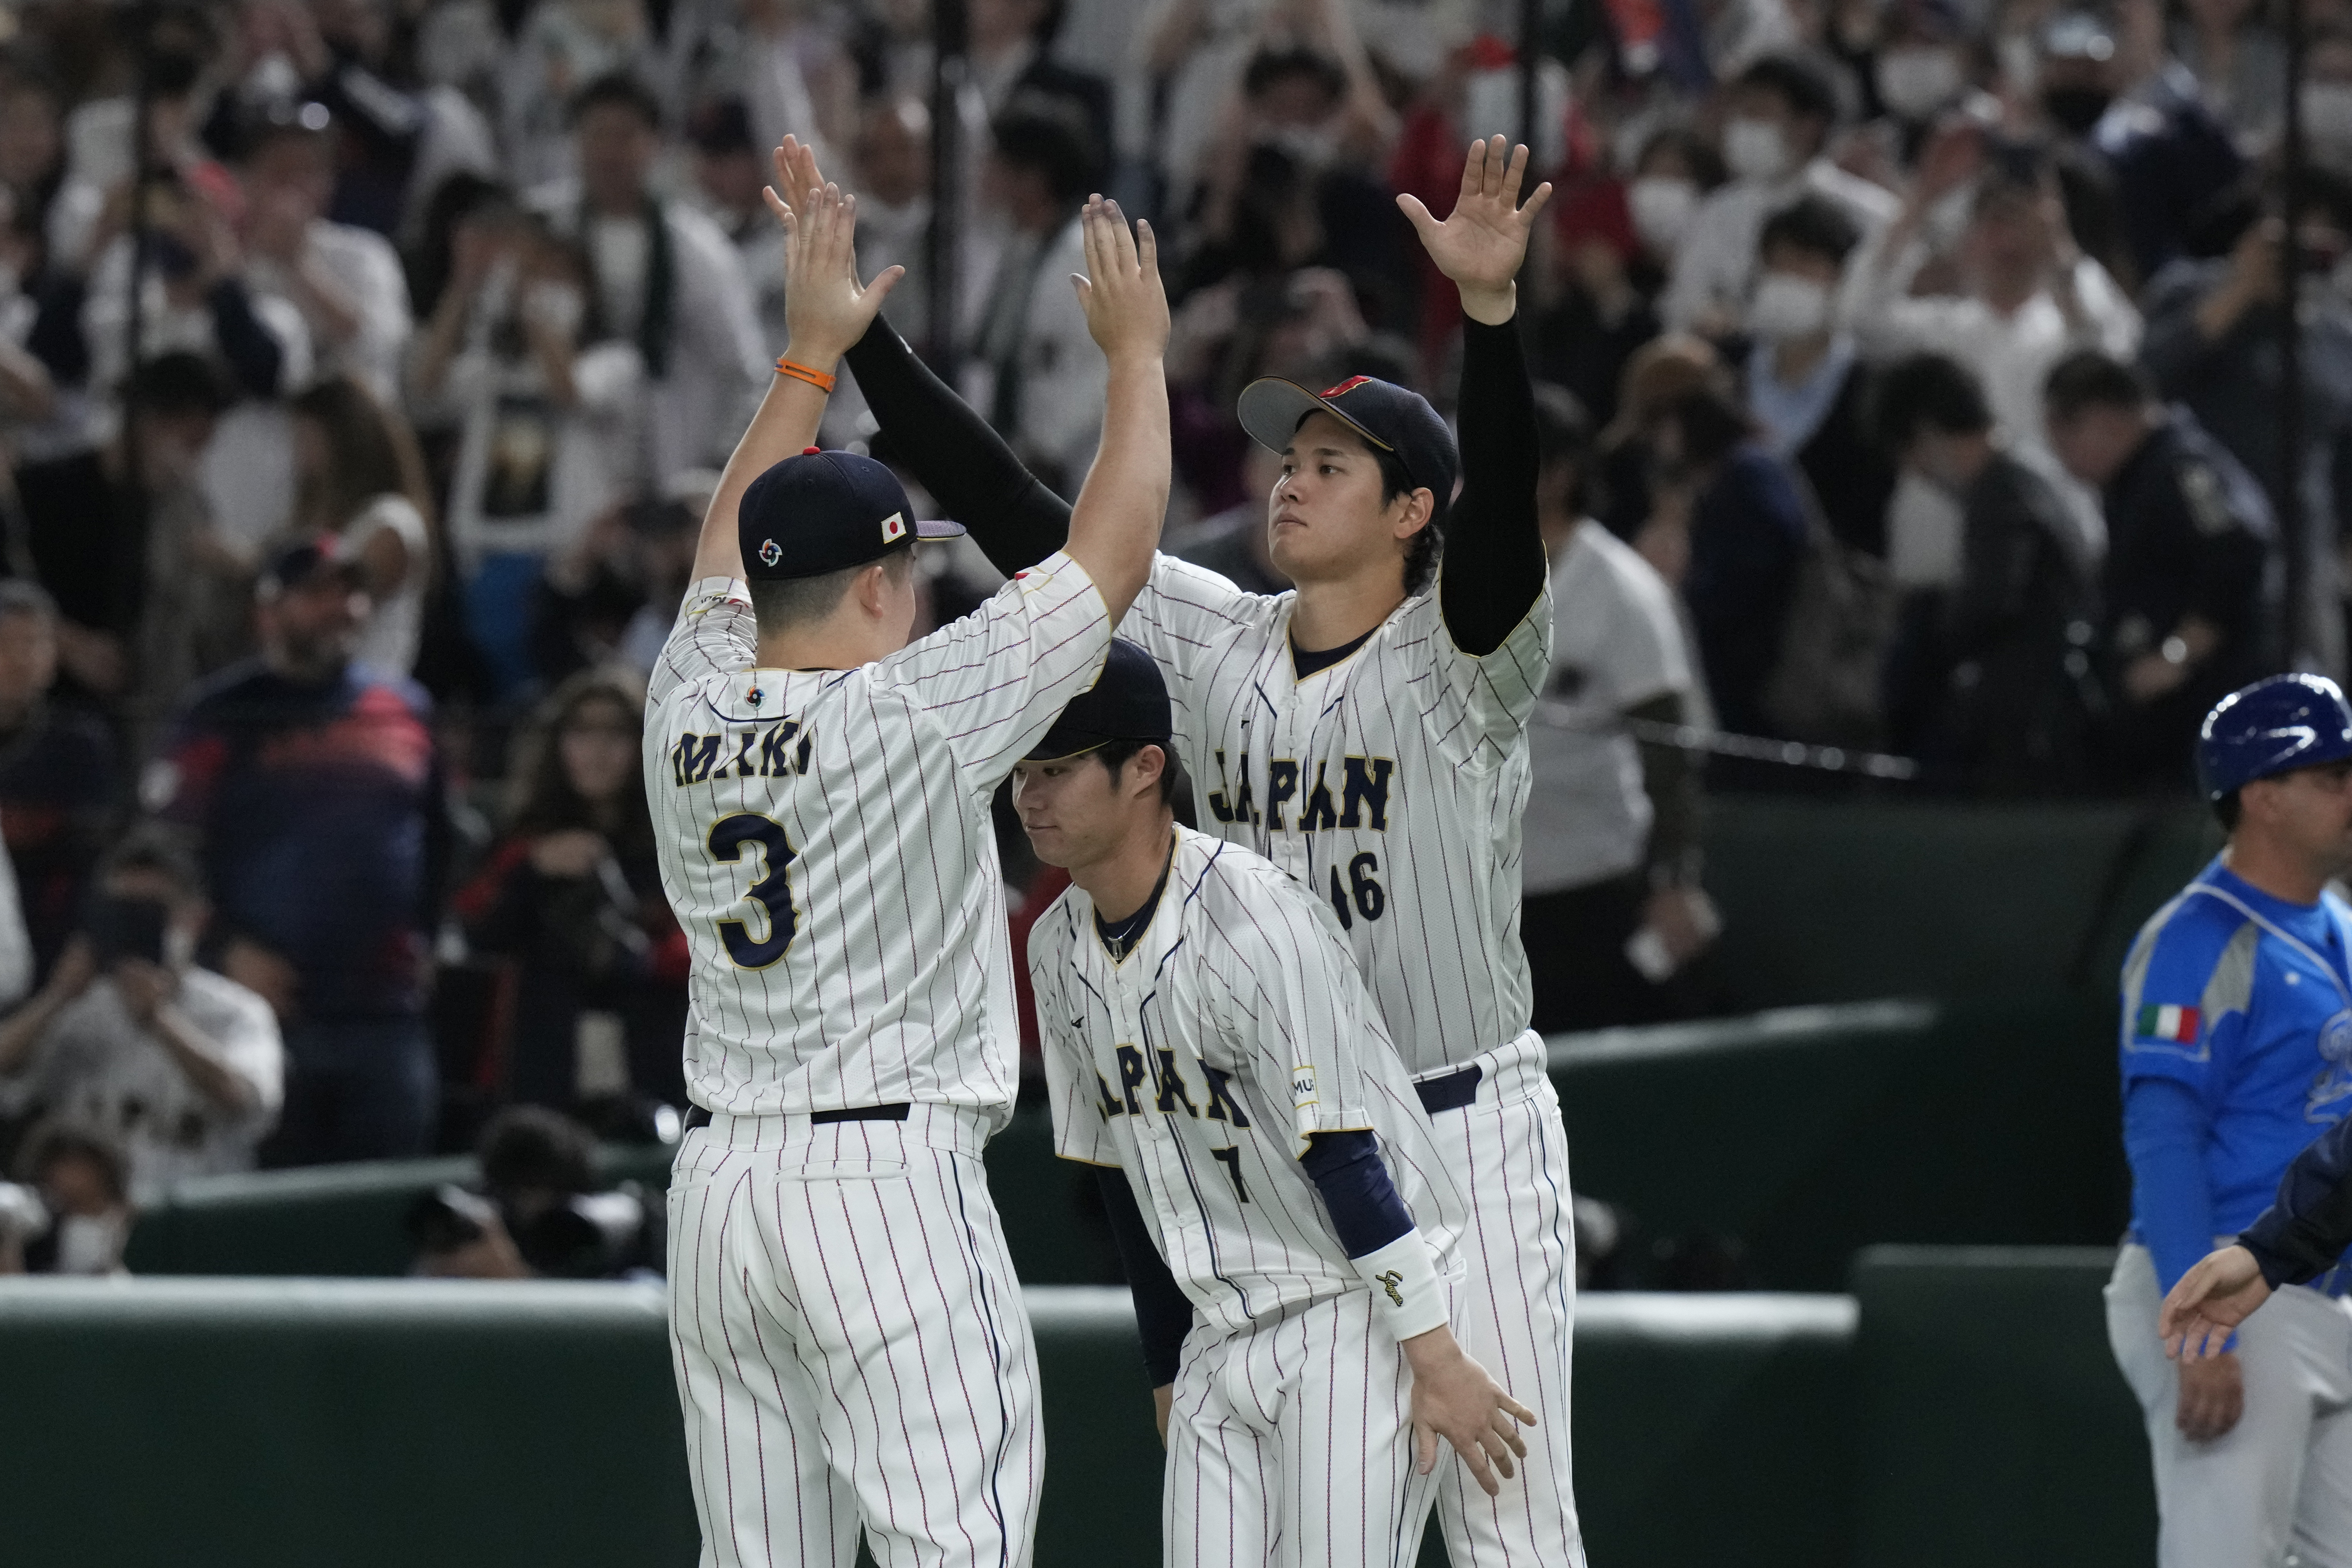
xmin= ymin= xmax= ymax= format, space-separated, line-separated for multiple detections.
xmin=649 ymin=555 xmax=1102 ymax=1567
xmin=1164 ymin=1287 xmax=1441 ymax=1568
xmin=645 ymin=553 xmax=1111 ymax=1116
xmin=1120 ymin=556 xmax=1550 ymax=1078
xmin=667 ymin=1107 xmax=1042 ymax=1568
xmin=1033 ymin=827 xmax=1466 ymax=1338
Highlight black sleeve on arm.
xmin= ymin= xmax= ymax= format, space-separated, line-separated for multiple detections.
xmin=1437 ymin=316 xmax=1546 ymax=656
xmin=1299 ymin=1129 xmax=1416 ymax=1257
xmin=2242 ymin=1115 xmax=2352 ymax=1286
xmin=1627 ymin=690 xmax=1704 ymax=885
xmin=842 ymin=319 xmax=1072 ymax=577
xmin=1093 ymin=1164 xmax=1192 ymax=1386
xmin=206 ymin=279 xmax=285 ymax=398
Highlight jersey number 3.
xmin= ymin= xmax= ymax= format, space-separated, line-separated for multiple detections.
xmin=709 ymin=813 xmax=799 ymax=968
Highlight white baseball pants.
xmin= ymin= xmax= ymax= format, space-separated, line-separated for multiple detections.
xmin=2107 ymin=1241 xmax=2352 ymax=1568
xmin=668 ymin=1105 xmax=1043 ymax=1568
xmin=1418 ymin=1035 xmax=1588 ymax=1568
xmin=1164 ymin=1283 xmax=1442 ymax=1568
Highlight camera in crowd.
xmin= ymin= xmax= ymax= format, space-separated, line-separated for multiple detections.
xmin=404 ymin=1106 xmax=662 ymax=1281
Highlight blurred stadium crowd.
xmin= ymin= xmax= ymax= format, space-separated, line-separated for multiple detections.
xmin=0 ymin=0 xmax=2320 ymax=1278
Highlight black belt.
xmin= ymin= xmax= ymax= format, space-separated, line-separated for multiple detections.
xmin=1414 ymin=1065 xmax=1483 ymax=1116
xmin=681 ymin=1103 xmax=910 ymax=1130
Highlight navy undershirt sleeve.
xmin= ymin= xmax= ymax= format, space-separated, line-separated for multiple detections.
xmin=1437 ymin=317 xmax=1545 ymax=656
xmin=1094 ymin=1165 xmax=1194 ymax=1387
xmin=2243 ymin=1113 xmax=2352 ymax=1286
xmin=1299 ymin=1130 xmax=1415 ymax=1258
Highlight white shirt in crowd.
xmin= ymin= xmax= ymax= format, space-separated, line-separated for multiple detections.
xmin=965 ymin=214 xmax=1103 ymax=487
xmin=1662 ymin=159 xmax=1900 ymax=333
xmin=1523 ymin=521 xmax=1699 ymax=897
xmin=246 ymin=219 xmax=416 ymax=404
xmin=0 ymin=969 xmax=283 ymax=1199
xmin=530 ymin=187 xmax=770 ymax=489
xmin=346 ymin=492 xmax=433 ymax=676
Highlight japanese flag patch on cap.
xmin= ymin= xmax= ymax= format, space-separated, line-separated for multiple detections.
xmin=2137 ymin=1004 xmax=2201 ymax=1044
xmin=881 ymin=511 xmax=907 ymax=544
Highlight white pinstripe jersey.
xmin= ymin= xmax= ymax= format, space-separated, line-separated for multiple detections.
xmin=1121 ymin=556 xmax=1553 ymax=1076
xmin=1034 ymin=827 xmax=1465 ymax=1338
xmin=646 ymin=551 xmax=1110 ymax=1118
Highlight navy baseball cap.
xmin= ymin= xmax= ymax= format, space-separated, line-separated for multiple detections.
xmin=738 ymin=448 xmax=964 ymax=580
xmin=2199 ymin=673 xmax=2352 ymax=799
xmin=1236 ymin=373 xmax=1462 ymax=524
xmin=1027 ymin=639 xmax=1172 ymax=762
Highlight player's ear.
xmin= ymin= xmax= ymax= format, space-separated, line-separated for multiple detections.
xmin=1389 ymin=488 xmax=1435 ymax=542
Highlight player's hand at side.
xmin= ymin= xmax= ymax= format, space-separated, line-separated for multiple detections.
xmin=2160 ymin=1243 xmax=2275 ymax=1362
xmin=1072 ymin=197 xmax=1169 ymax=367
xmin=2175 ymin=1351 xmax=2246 ymax=1442
xmin=767 ymin=139 xmax=903 ymax=366
xmin=1396 ymin=136 xmax=1554 ymax=327
xmin=1401 ymin=1326 xmax=1534 ymax=1497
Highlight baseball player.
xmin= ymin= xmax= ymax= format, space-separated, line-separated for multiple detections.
xmin=2105 ymin=673 xmax=2352 ymax=1568
xmin=1015 ymin=638 xmax=1533 ymax=1565
xmin=650 ymin=150 xmax=1171 ymax=1568
xmin=786 ymin=136 xmax=1585 ymax=1566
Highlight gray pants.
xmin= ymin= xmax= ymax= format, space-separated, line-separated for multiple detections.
xmin=2107 ymin=1243 xmax=2352 ymax=1567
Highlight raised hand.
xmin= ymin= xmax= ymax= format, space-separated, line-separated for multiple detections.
xmin=768 ymin=134 xmax=829 ymax=225
xmin=770 ymin=172 xmax=903 ymax=367
xmin=1072 ymin=196 xmax=1170 ymax=366
xmin=1396 ymin=135 xmax=1554 ymax=326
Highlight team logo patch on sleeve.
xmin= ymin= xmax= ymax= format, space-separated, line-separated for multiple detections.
xmin=2137 ymin=1004 xmax=2201 ymax=1044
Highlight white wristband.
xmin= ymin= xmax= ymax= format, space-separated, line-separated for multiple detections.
xmin=1350 ymin=1228 xmax=1448 ymax=1341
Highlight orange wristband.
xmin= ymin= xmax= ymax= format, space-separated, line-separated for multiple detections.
xmin=775 ymin=357 xmax=836 ymax=392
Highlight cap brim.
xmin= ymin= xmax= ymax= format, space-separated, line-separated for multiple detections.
xmin=915 ymin=518 xmax=966 ymax=541
xmin=1235 ymin=378 xmax=1396 ymax=460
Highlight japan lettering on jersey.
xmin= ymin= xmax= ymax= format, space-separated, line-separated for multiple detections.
xmin=1122 ymin=556 xmax=1552 ymax=1075
xmin=647 ymin=551 xmax=1110 ymax=1117
xmin=1034 ymin=827 xmax=1465 ymax=1335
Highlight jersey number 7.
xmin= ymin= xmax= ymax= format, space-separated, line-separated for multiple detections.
xmin=709 ymin=812 xmax=800 ymax=968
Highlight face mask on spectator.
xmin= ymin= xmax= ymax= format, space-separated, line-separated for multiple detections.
xmin=1628 ymin=175 xmax=1700 ymax=253
xmin=1723 ymin=117 xmax=1794 ymax=182
xmin=2041 ymin=86 xmax=2112 ymax=135
xmin=1258 ymin=123 xmax=1339 ymax=171
xmin=2304 ymin=84 xmax=2352 ymax=155
xmin=1877 ymin=48 xmax=1963 ymax=121
xmin=53 ymin=1212 xmax=123 ymax=1275
xmin=1748 ymin=272 xmax=1833 ymax=341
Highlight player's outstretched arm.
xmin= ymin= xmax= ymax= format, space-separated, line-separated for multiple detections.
xmin=2160 ymin=1244 xmax=2272 ymax=1361
xmin=1404 ymin=1325 xmax=1535 ymax=1497
xmin=1061 ymin=198 xmax=1170 ymax=624
xmin=1400 ymin=138 xmax=1551 ymax=657
xmin=774 ymin=136 xmax=1076 ymax=576
xmin=691 ymin=137 xmax=904 ymax=584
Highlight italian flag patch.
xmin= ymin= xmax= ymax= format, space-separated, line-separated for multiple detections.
xmin=2138 ymin=1004 xmax=2201 ymax=1044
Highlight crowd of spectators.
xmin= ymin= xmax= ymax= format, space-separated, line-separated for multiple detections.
xmin=0 ymin=0 xmax=2331 ymax=1272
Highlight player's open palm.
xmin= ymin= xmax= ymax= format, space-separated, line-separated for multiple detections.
xmin=1397 ymin=135 xmax=1553 ymax=324
xmin=1404 ymin=1330 xmax=1535 ymax=1498
xmin=2160 ymin=1243 xmax=2274 ymax=1362
xmin=767 ymin=144 xmax=902 ymax=363
xmin=1073 ymin=197 xmax=1169 ymax=366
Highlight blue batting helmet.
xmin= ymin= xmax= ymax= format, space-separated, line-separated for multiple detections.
xmin=2198 ymin=673 xmax=2352 ymax=800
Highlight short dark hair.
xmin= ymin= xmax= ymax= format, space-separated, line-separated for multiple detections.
xmin=2214 ymin=789 xmax=2243 ymax=831
xmin=991 ymin=96 xmax=1098 ymax=206
xmin=1096 ymin=738 xmax=1183 ymax=807
xmin=100 ymin=826 xmax=202 ymax=902
xmin=2044 ymin=349 xmax=2153 ymax=423
xmin=1759 ymin=195 xmax=1860 ymax=267
xmin=1871 ymin=353 xmax=1994 ymax=450
xmin=480 ymin=1106 xmax=598 ymax=1197
xmin=126 ymin=351 xmax=235 ymax=418
xmin=746 ymin=547 xmax=916 ymax=635
xmin=1739 ymin=52 xmax=1841 ymax=125
xmin=1243 ymin=46 xmax=1347 ymax=104
xmin=17 ymin=1121 xmax=128 ymax=1201
xmin=571 ymin=70 xmax=664 ymax=131
xmin=1659 ymin=384 xmax=1754 ymax=468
